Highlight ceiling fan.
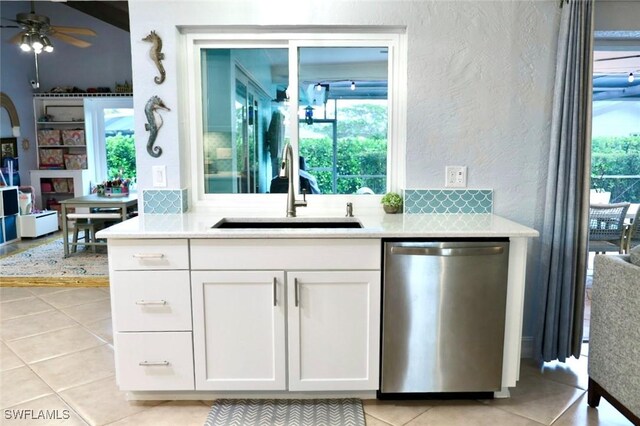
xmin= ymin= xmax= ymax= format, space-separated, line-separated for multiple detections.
xmin=1 ymin=1 xmax=96 ymax=53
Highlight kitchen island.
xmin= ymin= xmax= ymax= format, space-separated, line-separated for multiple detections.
xmin=97 ymin=211 xmax=538 ymax=400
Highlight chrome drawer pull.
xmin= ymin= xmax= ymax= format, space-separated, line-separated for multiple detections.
xmin=294 ymin=278 xmax=299 ymax=307
xmin=138 ymin=361 xmax=170 ymax=366
xmin=132 ymin=253 xmax=165 ymax=259
xmin=135 ymin=300 xmax=167 ymax=306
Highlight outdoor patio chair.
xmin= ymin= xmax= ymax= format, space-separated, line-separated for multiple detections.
xmin=588 ymin=202 xmax=630 ymax=254
xmin=624 ymin=207 xmax=640 ymax=254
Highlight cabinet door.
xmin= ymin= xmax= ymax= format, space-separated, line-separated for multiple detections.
xmin=287 ymin=271 xmax=381 ymax=391
xmin=191 ymin=271 xmax=286 ymax=390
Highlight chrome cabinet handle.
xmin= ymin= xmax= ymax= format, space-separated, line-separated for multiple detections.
xmin=132 ymin=253 xmax=165 ymax=259
xmin=138 ymin=361 xmax=170 ymax=366
xmin=390 ymin=246 xmax=504 ymax=257
xmin=273 ymin=277 xmax=277 ymax=307
xmin=135 ymin=300 xmax=167 ymax=306
xmin=294 ymin=277 xmax=299 ymax=307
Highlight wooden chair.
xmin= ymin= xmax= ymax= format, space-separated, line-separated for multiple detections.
xmin=588 ymin=203 xmax=630 ymax=254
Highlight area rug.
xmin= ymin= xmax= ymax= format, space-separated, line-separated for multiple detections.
xmin=0 ymin=238 xmax=108 ymax=287
xmin=204 ymin=399 xmax=365 ymax=426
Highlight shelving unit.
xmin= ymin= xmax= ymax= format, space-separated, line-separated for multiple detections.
xmin=34 ymin=94 xmax=91 ymax=170
xmin=30 ymin=169 xmax=92 ymax=211
xmin=0 ymin=186 xmax=20 ymax=246
xmin=30 ymin=93 xmax=132 ymax=211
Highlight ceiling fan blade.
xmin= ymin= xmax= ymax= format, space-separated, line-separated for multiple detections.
xmin=49 ymin=31 xmax=92 ymax=48
xmin=1 ymin=16 xmax=20 ymax=24
xmin=0 ymin=25 xmax=20 ymax=28
xmin=50 ymin=25 xmax=96 ymax=36
xmin=8 ymin=30 xmax=26 ymax=45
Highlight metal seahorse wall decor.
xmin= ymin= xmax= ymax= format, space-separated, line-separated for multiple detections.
xmin=142 ymin=30 xmax=166 ymax=84
xmin=144 ymin=96 xmax=170 ymax=158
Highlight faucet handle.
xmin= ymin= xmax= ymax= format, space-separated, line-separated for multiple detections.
xmin=296 ymin=188 xmax=308 ymax=208
xmin=346 ymin=202 xmax=354 ymax=217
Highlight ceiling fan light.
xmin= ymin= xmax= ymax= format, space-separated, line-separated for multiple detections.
xmin=31 ymin=36 xmax=44 ymax=51
xmin=19 ymin=34 xmax=31 ymax=52
xmin=41 ymin=36 xmax=54 ymax=53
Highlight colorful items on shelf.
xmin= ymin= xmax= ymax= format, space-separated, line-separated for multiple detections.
xmin=61 ymin=130 xmax=85 ymax=146
xmin=63 ymin=154 xmax=87 ymax=170
xmin=96 ymin=178 xmax=130 ymax=197
xmin=39 ymin=149 xmax=64 ymax=169
xmin=37 ymin=129 xmax=61 ymax=146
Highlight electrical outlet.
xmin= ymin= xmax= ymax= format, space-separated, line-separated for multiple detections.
xmin=152 ymin=165 xmax=167 ymax=188
xmin=445 ymin=166 xmax=467 ymax=188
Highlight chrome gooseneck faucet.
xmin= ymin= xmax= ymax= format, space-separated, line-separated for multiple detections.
xmin=279 ymin=142 xmax=307 ymax=217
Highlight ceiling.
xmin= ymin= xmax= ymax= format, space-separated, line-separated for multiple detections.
xmin=593 ymin=50 xmax=640 ymax=101
xmin=62 ymin=0 xmax=129 ymax=32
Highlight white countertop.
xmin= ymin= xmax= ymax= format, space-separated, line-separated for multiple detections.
xmin=96 ymin=211 xmax=539 ymax=239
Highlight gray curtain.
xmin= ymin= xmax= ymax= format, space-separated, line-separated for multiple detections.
xmin=536 ymin=0 xmax=594 ymax=362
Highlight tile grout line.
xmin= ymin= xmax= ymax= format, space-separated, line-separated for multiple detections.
xmin=1 ymin=297 xmax=111 ymax=345
xmin=548 ymin=389 xmax=588 ymax=425
xmin=1 ymin=336 xmax=89 ymax=425
xmin=2 ymin=301 xmax=115 ymax=425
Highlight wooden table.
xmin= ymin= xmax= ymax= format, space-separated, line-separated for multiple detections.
xmin=61 ymin=193 xmax=138 ymax=257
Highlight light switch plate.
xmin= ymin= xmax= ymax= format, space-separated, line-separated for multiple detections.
xmin=445 ymin=166 xmax=467 ymax=188
xmin=152 ymin=165 xmax=167 ymax=188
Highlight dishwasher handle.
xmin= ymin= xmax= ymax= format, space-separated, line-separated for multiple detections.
xmin=390 ymin=245 xmax=504 ymax=257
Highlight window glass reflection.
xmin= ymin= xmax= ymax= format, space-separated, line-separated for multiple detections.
xmin=298 ymin=47 xmax=388 ymax=194
xmin=201 ymin=48 xmax=289 ymax=194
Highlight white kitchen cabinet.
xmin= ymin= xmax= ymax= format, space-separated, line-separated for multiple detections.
xmin=108 ymin=238 xmax=381 ymax=394
xmin=287 ymin=271 xmax=381 ymax=391
xmin=191 ymin=271 xmax=286 ymax=391
xmin=109 ymin=239 xmax=194 ymax=391
xmin=191 ymin=269 xmax=380 ymax=392
xmin=189 ymin=239 xmax=381 ymax=392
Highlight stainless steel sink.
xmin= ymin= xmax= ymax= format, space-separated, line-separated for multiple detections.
xmin=212 ymin=217 xmax=363 ymax=229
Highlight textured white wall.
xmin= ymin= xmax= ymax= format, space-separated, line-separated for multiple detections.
xmin=128 ymin=0 xmax=561 ymax=342
xmin=129 ymin=0 xmax=559 ymax=221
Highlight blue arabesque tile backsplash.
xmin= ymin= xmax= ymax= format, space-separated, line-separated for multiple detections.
xmin=404 ymin=189 xmax=493 ymax=214
xmin=143 ymin=189 xmax=188 ymax=214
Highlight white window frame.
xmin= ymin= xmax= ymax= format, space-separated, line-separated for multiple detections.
xmin=84 ymin=97 xmax=134 ymax=182
xmin=184 ymin=29 xmax=407 ymax=212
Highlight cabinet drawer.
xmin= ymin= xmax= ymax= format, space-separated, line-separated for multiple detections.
xmin=112 ymin=271 xmax=192 ymax=332
xmin=108 ymin=239 xmax=189 ymax=270
xmin=114 ymin=332 xmax=194 ymax=391
xmin=191 ymin=239 xmax=381 ymax=270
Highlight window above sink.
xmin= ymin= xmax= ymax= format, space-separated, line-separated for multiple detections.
xmin=183 ymin=28 xmax=407 ymax=211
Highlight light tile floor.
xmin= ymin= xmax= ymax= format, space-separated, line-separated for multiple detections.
xmin=0 ymin=287 xmax=634 ymax=426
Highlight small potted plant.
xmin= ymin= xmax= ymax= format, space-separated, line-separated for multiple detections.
xmin=381 ymin=192 xmax=403 ymax=214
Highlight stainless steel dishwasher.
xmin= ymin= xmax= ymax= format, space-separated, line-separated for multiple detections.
xmin=380 ymin=240 xmax=510 ymax=397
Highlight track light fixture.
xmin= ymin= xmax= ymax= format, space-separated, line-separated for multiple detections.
xmin=314 ymin=83 xmax=322 ymax=92
xmin=350 ymin=81 xmax=356 ymax=91
xmin=629 ymin=72 xmax=635 ymax=83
